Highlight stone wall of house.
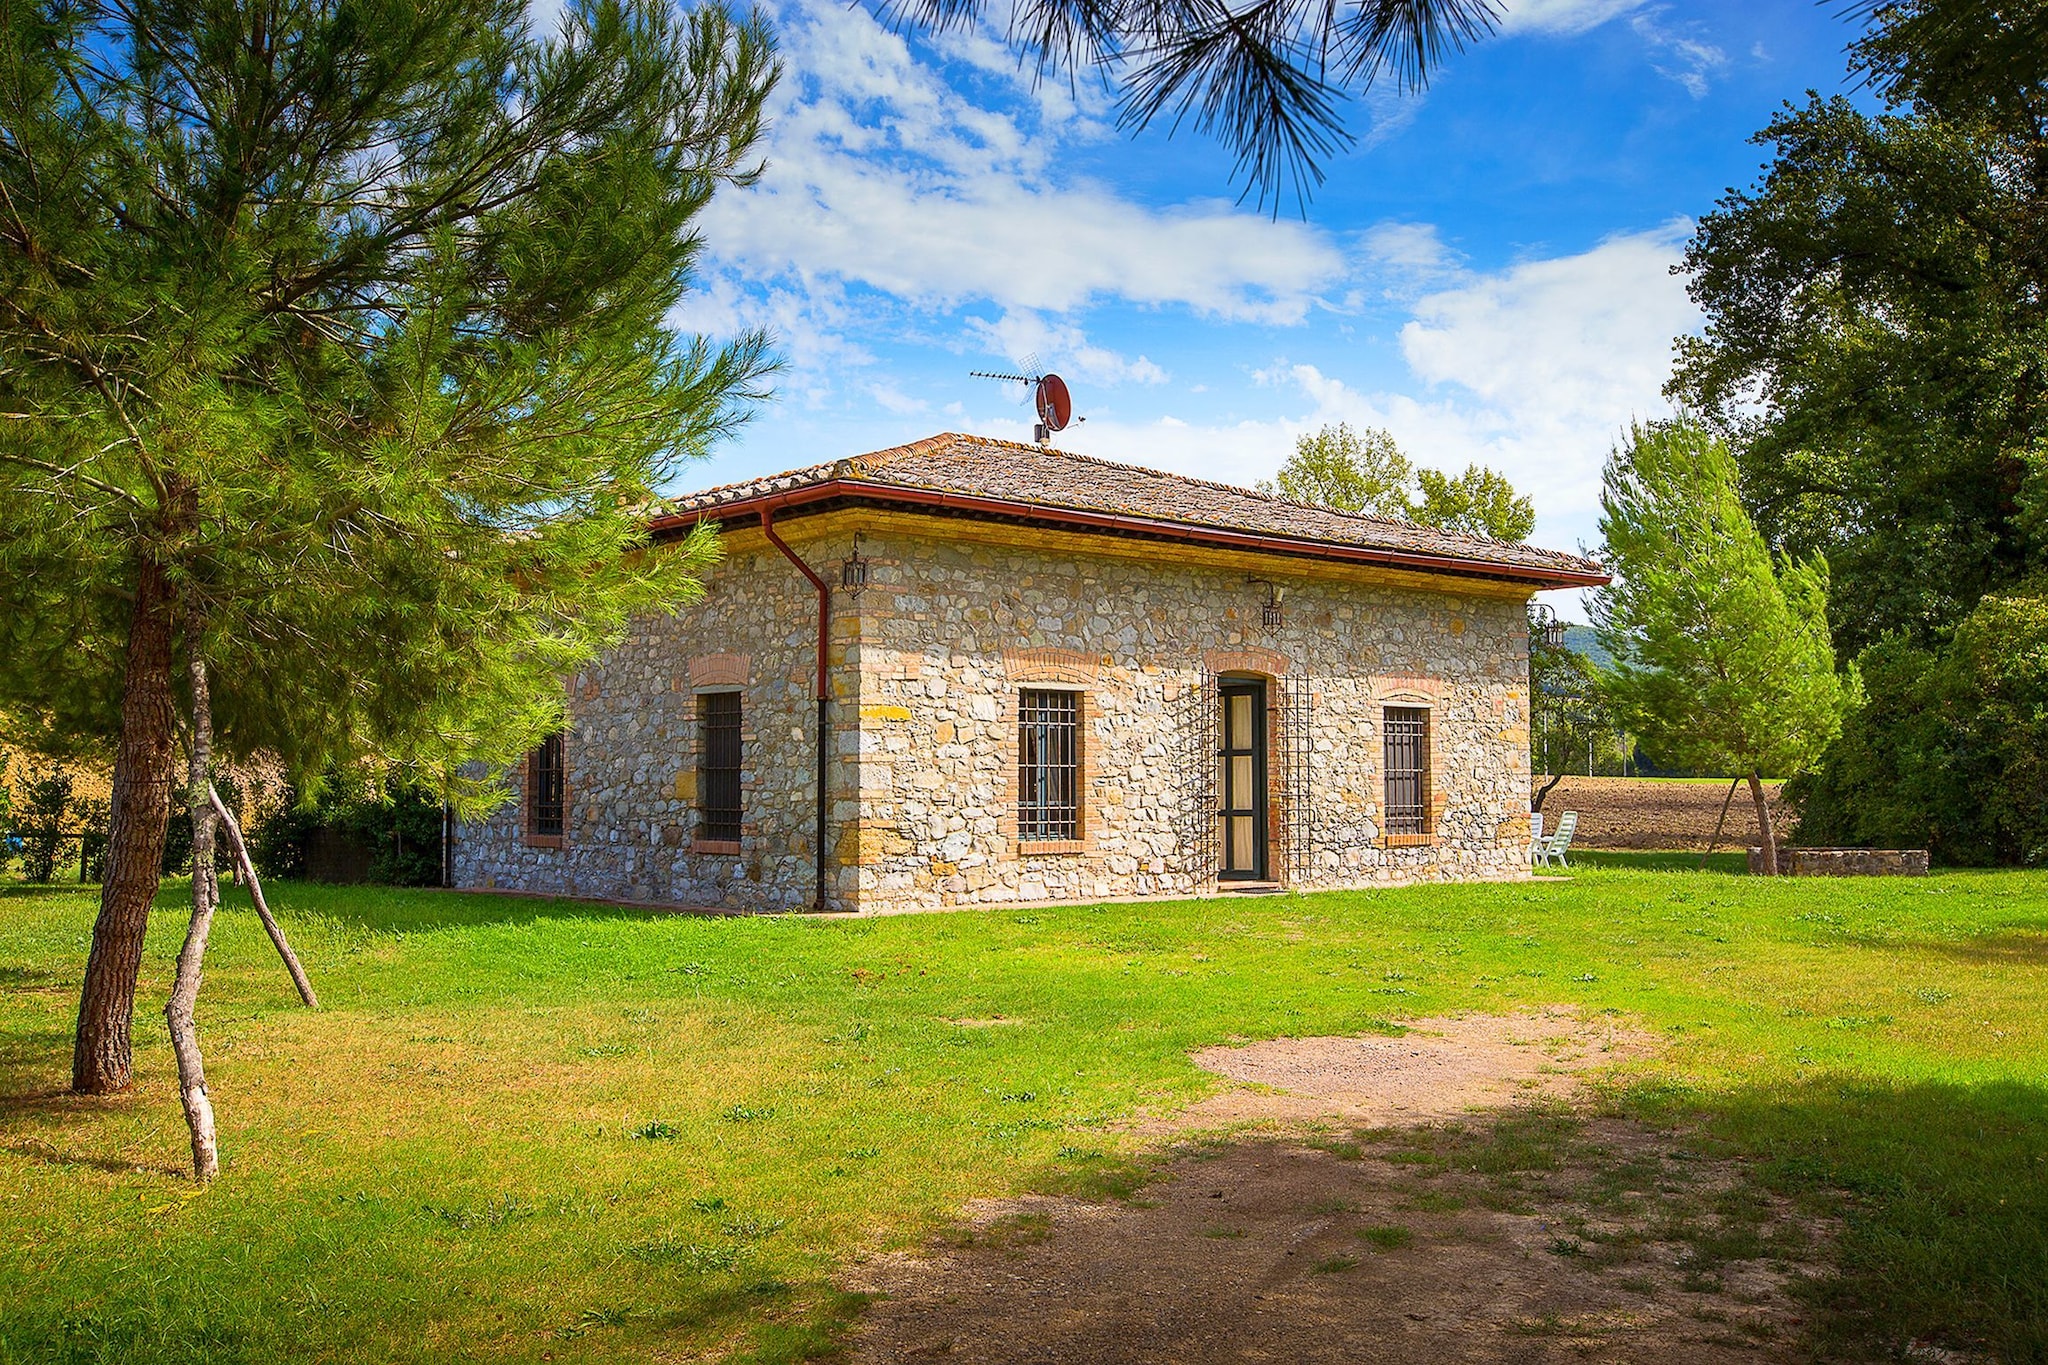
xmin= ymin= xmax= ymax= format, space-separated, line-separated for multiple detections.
xmin=844 ymin=517 xmax=1533 ymax=912
xmin=450 ymin=521 xmax=858 ymax=911
xmin=452 ymin=509 xmax=1537 ymax=913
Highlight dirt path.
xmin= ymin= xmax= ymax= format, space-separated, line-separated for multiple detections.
xmin=845 ymin=1012 xmax=1827 ymax=1363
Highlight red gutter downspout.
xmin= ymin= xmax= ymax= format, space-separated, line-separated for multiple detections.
xmin=760 ymin=503 xmax=832 ymax=913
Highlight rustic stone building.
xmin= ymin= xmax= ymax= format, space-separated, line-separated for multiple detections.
xmin=452 ymin=433 xmax=1606 ymax=913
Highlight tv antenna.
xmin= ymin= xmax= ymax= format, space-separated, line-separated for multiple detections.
xmin=970 ymin=357 xmax=1079 ymax=444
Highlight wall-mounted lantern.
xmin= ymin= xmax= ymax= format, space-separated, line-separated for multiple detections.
xmin=841 ymin=534 xmax=869 ymax=597
xmin=1247 ymin=577 xmax=1285 ymax=632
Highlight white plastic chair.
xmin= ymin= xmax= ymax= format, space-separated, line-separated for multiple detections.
xmin=1529 ymin=811 xmax=1545 ymax=866
xmin=1537 ymin=810 xmax=1578 ymax=868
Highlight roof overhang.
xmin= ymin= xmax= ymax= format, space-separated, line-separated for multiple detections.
xmin=649 ymin=480 xmax=1609 ymax=591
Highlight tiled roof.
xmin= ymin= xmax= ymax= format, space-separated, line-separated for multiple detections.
xmin=659 ymin=433 xmax=1605 ymax=585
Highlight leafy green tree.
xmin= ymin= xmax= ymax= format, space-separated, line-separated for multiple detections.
xmin=880 ymin=0 xmax=1496 ymax=206
xmin=1793 ymin=585 xmax=2048 ymax=865
xmin=1415 ymin=464 xmax=1536 ymax=542
xmin=1670 ymin=0 xmax=2048 ymax=654
xmin=1592 ymin=421 xmax=1855 ymax=873
xmin=1258 ymin=423 xmax=1415 ymax=517
xmin=1259 ymin=424 xmax=1536 ymax=539
xmin=0 ymin=0 xmax=776 ymax=1094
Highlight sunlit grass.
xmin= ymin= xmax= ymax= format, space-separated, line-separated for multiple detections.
xmin=2 ymin=859 xmax=2044 ymax=1362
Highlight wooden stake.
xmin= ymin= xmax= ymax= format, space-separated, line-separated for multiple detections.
xmin=208 ymin=785 xmax=317 ymax=1009
xmin=1700 ymin=776 xmax=1742 ymax=869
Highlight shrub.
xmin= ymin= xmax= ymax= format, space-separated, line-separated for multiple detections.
xmin=19 ymin=769 xmax=73 ymax=883
xmin=253 ymin=777 xmax=444 ymax=886
xmin=1793 ymin=587 xmax=2048 ymax=865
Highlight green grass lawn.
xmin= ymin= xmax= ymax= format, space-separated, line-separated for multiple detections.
xmin=3 ymin=861 xmax=2045 ymax=1363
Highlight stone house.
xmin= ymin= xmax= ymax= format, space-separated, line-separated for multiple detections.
xmin=452 ymin=433 xmax=1606 ymax=913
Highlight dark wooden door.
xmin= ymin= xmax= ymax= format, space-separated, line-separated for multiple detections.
xmin=1217 ymin=682 xmax=1267 ymax=880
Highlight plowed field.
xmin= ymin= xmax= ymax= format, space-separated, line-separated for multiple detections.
xmin=1535 ymin=776 xmax=1788 ymax=851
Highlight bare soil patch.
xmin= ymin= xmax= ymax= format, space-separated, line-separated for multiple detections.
xmin=1541 ymin=777 xmax=1790 ymax=851
xmin=1164 ymin=1006 xmax=1652 ymax=1131
xmin=846 ymin=1012 xmax=1829 ymax=1363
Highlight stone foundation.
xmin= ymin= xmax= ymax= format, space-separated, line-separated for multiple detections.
xmin=1750 ymin=846 xmax=1930 ymax=876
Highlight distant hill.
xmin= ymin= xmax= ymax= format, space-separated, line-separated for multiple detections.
xmin=1561 ymin=623 xmax=1613 ymax=670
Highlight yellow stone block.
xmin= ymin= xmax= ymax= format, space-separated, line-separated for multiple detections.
xmin=674 ymin=770 xmax=697 ymax=801
xmin=859 ymin=703 xmax=914 ymax=722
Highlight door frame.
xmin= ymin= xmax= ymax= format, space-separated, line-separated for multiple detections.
xmin=1217 ymin=678 xmax=1269 ymax=881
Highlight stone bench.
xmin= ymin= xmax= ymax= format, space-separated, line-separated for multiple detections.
xmin=1747 ymin=847 xmax=1929 ymax=876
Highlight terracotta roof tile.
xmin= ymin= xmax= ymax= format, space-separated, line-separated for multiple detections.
xmin=660 ymin=432 xmax=1604 ymax=584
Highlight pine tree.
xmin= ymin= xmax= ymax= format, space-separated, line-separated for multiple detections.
xmin=0 ymin=0 xmax=777 ymax=1094
xmin=1592 ymin=421 xmax=1855 ymax=873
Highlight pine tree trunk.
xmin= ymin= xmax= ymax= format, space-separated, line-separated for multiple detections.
xmin=1748 ymin=769 xmax=1778 ymax=876
xmin=167 ymin=657 xmax=220 ymax=1181
xmin=72 ymin=557 xmax=179 ymax=1094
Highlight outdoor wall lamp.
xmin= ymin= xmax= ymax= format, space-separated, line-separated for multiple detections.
xmin=841 ymin=533 xmax=869 ymax=597
xmin=1247 ymin=577 xmax=1285 ymax=632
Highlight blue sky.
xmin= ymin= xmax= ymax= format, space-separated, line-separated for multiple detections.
xmin=651 ymin=0 xmax=1873 ymax=614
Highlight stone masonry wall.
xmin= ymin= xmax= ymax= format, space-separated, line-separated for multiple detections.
xmin=844 ymin=515 xmax=1533 ymax=912
xmin=453 ymin=508 xmax=1536 ymax=913
xmin=451 ymin=520 xmax=856 ymax=911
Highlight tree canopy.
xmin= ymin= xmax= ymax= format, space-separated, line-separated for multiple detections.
xmin=0 ymin=0 xmax=778 ymax=1093
xmin=1593 ymin=421 xmax=1854 ymax=873
xmin=1258 ymin=422 xmax=1536 ymax=541
xmin=1670 ymin=0 xmax=2048 ymax=654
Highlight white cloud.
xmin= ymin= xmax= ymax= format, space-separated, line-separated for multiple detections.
xmin=1496 ymin=0 xmax=1645 ymax=36
xmin=1629 ymin=13 xmax=1729 ymax=98
xmin=965 ymin=310 xmax=1170 ymax=389
xmin=699 ymin=0 xmax=1346 ymax=325
xmin=974 ymin=225 xmax=1699 ymax=612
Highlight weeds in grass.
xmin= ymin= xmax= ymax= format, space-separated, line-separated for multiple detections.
xmin=631 ymin=1119 xmax=681 ymax=1141
xmin=626 ymin=1236 xmax=741 ymax=1273
xmin=1310 ymin=1255 xmax=1359 ymax=1273
xmin=1357 ymin=1225 xmax=1413 ymax=1251
xmin=422 ymin=1196 xmax=534 ymax=1230
xmin=721 ymin=1214 xmax=787 ymax=1240
xmin=723 ymin=1104 xmax=775 ymax=1123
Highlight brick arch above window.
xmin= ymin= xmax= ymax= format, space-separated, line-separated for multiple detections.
xmin=688 ymin=652 xmax=752 ymax=689
xmin=1002 ymin=646 xmax=1100 ymax=686
xmin=1205 ymin=646 xmax=1291 ymax=678
xmin=1373 ymin=673 xmax=1445 ymax=706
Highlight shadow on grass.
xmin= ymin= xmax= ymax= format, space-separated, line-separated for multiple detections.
xmin=1874 ymin=930 xmax=2048 ymax=967
xmin=235 ymin=881 xmax=721 ymax=936
xmin=1627 ymin=1074 xmax=2048 ymax=1363
xmin=1567 ymin=849 xmax=1751 ymax=875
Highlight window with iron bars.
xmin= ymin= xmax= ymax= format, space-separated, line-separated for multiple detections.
xmin=528 ymin=731 xmax=566 ymax=839
xmin=698 ymin=691 xmax=743 ymax=842
xmin=1383 ymin=707 xmax=1430 ymax=836
xmin=1017 ymin=689 xmax=1081 ymax=841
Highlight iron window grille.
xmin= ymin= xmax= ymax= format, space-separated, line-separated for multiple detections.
xmin=1383 ymin=707 xmax=1430 ymax=836
xmin=529 ymin=732 xmax=566 ymax=838
xmin=1018 ymin=689 xmax=1081 ymax=841
xmin=699 ymin=691 xmax=743 ymax=842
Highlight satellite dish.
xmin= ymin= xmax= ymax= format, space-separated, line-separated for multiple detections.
xmin=968 ymin=362 xmax=1083 ymax=444
xmin=1034 ymin=374 xmax=1072 ymax=434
